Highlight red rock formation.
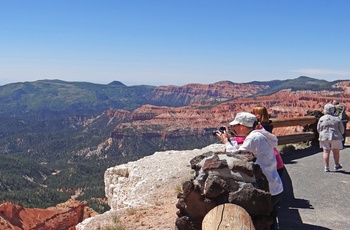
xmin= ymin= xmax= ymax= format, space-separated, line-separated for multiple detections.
xmin=148 ymin=81 xmax=269 ymax=105
xmin=103 ymin=109 xmax=130 ymax=118
xmin=109 ymin=83 xmax=350 ymax=139
xmin=0 ymin=199 xmax=97 ymax=230
xmin=81 ymin=81 xmax=350 ymax=159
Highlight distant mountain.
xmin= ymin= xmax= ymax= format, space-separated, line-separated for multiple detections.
xmin=247 ymin=76 xmax=342 ymax=96
xmin=0 ymin=76 xmax=341 ymax=118
xmin=0 ymin=76 xmax=349 ymax=211
xmin=0 ymin=79 xmax=156 ymax=118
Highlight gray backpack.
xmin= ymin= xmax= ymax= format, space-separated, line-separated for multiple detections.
xmin=334 ymin=104 xmax=349 ymax=123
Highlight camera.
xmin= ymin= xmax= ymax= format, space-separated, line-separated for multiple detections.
xmin=212 ymin=126 xmax=227 ymax=136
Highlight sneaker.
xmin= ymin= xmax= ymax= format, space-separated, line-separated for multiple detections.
xmin=335 ymin=164 xmax=343 ymax=171
xmin=324 ymin=167 xmax=330 ymax=172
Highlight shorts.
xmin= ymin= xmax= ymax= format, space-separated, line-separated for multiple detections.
xmin=319 ymin=140 xmax=343 ymax=150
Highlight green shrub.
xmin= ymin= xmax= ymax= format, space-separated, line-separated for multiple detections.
xmin=279 ymin=145 xmax=296 ymax=153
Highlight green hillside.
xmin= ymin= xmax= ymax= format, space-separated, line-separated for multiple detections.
xmin=0 ymin=79 xmax=156 ymax=118
xmin=0 ymin=76 xmax=346 ymax=212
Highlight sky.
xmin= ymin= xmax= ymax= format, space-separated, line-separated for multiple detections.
xmin=1 ymin=0 xmax=350 ymax=86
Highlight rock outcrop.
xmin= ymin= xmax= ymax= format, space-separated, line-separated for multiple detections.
xmin=77 ymin=144 xmax=225 ymax=229
xmin=104 ymin=144 xmax=224 ymax=210
xmin=0 ymin=199 xmax=96 ymax=230
xmin=175 ymin=150 xmax=273 ymax=230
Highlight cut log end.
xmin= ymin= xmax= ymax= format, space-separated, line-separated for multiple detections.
xmin=202 ymin=203 xmax=255 ymax=230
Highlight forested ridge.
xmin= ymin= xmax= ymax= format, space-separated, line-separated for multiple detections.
xmin=0 ymin=77 xmax=346 ymax=212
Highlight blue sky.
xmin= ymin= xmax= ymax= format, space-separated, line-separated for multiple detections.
xmin=1 ymin=0 xmax=349 ymax=86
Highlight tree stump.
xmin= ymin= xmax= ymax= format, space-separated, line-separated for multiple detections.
xmin=202 ymin=203 xmax=255 ymax=230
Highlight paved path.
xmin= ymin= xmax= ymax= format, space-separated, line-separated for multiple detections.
xmin=278 ymin=145 xmax=350 ymax=230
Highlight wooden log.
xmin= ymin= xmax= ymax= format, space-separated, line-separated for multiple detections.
xmin=270 ymin=116 xmax=317 ymax=128
xmin=202 ymin=203 xmax=255 ymax=230
xmin=277 ymin=132 xmax=315 ymax=145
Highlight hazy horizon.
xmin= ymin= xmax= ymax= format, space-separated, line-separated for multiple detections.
xmin=1 ymin=75 xmax=348 ymax=88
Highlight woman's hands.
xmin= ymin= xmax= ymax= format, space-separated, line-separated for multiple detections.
xmin=215 ymin=128 xmax=230 ymax=144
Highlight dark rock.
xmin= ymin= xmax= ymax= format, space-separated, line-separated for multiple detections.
xmin=175 ymin=151 xmax=273 ymax=230
xmin=228 ymin=183 xmax=271 ymax=216
xmin=175 ymin=216 xmax=201 ymax=230
xmin=203 ymin=174 xmax=229 ymax=198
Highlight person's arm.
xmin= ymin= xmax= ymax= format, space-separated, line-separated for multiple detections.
xmin=215 ymin=132 xmax=238 ymax=151
xmin=317 ymin=119 xmax=321 ymax=133
xmin=225 ymin=141 xmax=238 ymax=152
xmin=216 ymin=131 xmax=229 ymax=144
xmin=237 ymin=132 xmax=259 ymax=153
xmin=339 ymin=119 xmax=345 ymax=135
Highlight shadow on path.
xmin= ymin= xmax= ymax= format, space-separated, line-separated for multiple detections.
xmin=281 ymin=145 xmax=322 ymax=165
xmin=277 ymin=146 xmax=332 ymax=230
xmin=282 ymin=144 xmax=350 ymax=165
xmin=278 ymin=167 xmax=330 ymax=230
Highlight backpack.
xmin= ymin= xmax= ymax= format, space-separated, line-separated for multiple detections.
xmin=334 ymin=104 xmax=349 ymax=122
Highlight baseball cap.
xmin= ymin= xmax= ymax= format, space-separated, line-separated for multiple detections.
xmin=229 ymin=112 xmax=257 ymax=127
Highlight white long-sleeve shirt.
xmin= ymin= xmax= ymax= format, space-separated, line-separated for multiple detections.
xmin=225 ymin=129 xmax=283 ymax=196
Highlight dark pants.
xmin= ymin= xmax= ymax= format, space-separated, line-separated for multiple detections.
xmin=277 ymin=166 xmax=285 ymax=179
xmin=271 ymin=192 xmax=283 ymax=230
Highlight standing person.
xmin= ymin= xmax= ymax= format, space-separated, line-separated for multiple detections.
xmin=333 ymin=100 xmax=348 ymax=146
xmin=252 ymin=105 xmax=285 ymax=177
xmin=317 ymin=103 xmax=344 ymax=172
xmin=216 ymin=112 xmax=283 ymax=230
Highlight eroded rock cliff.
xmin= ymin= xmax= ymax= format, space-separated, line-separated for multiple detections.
xmin=0 ymin=199 xmax=97 ymax=230
xmin=85 ymin=81 xmax=350 ymax=158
